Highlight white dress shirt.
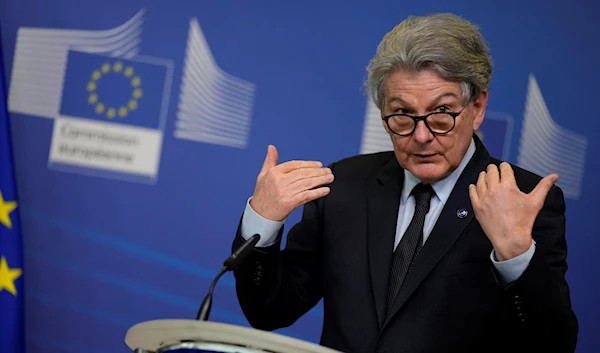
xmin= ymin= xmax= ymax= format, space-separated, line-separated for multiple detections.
xmin=240 ymin=138 xmax=535 ymax=285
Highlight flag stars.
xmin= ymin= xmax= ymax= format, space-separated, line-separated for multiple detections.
xmin=0 ymin=191 xmax=17 ymax=229
xmin=124 ymin=66 xmax=134 ymax=77
xmin=87 ymin=62 xmax=141 ymax=119
xmin=128 ymin=100 xmax=137 ymax=110
xmin=132 ymin=88 xmax=143 ymax=99
xmin=0 ymin=256 xmax=22 ymax=296
xmin=95 ymin=103 xmax=105 ymax=114
xmin=113 ymin=62 xmax=123 ymax=72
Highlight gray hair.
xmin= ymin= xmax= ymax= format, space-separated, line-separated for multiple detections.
xmin=365 ymin=13 xmax=493 ymax=110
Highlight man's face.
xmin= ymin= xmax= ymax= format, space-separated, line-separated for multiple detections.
xmin=381 ymin=69 xmax=488 ymax=184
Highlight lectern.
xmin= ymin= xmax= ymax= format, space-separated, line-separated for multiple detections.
xmin=125 ymin=319 xmax=342 ymax=353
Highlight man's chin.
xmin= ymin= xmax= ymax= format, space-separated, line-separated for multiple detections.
xmin=408 ymin=165 xmax=447 ymax=184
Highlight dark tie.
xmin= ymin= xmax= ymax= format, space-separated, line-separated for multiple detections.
xmin=385 ymin=182 xmax=434 ymax=316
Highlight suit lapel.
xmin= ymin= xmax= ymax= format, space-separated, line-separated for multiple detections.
xmin=367 ymin=155 xmax=404 ymax=328
xmin=382 ymin=135 xmax=491 ymax=329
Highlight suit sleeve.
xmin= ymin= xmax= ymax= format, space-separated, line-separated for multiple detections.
xmin=503 ymin=185 xmax=578 ymax=352
xmin=231 ymin=182 xmax=327 ymax=331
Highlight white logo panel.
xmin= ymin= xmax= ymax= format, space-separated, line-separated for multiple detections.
xmin=49 ymin=117 xmax=162 ymax=177
xmin=175 ymin=18 xmax=256 ymax=149
xmin=517 ymin=75 xmax=588 ymax=200
xmin=359 ymin=97 xmax=392 ymax=154
xmin=8 ymin=10 xmax=145 ymax=119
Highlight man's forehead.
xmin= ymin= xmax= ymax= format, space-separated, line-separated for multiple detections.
xmin=383 ymin=71 xmax=463 ymax=102
xmin=385 ymin=91 xmax=462 ymax=105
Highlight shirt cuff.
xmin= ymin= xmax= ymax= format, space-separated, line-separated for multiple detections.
xmin=490 ymin=241 xmax=536 ymax=285
xmin=240 ymin=197 xmax=284 ymax=247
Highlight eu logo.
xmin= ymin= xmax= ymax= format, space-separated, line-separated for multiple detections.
xmin=60 ymin=51 xmax=168 ymax=129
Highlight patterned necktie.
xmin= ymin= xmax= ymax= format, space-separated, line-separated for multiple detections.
xmin=385 ymin=182 xmax=434 ymax=316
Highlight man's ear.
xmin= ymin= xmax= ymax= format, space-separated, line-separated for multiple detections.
xmin=471 ymin=90 xmax=488 ymax=131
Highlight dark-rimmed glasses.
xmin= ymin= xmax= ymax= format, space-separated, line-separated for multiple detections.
xmin=381 ymin=106 xmax=467 ymax=136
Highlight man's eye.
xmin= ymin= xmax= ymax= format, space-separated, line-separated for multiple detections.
xmin=436 ymin=106 xmax=450 ymax=112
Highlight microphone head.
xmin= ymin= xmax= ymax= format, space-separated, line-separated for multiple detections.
xmin=224 ymin=233 xmax=260 ymax=270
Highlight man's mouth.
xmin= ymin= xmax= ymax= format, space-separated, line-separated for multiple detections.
xmin=415 ymin=153 xmax=437 ymax=159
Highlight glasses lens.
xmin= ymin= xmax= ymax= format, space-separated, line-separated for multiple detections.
xmin=428 ymin=113 xmax=455 ymax=133
xmin=388 ymin=115 xmax=415 ymax=135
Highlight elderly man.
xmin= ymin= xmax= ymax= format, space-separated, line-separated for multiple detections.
xmin=231 ymin=13 xmax=578 ymax=353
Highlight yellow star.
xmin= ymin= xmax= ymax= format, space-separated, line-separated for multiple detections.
xmin=132 ymin=88 xmax=143 ymax=99
xmin=128 ymin=99 xmax=137 ymax=110
xmin=0 ymin=191 xmax=17 ymax=229
xmin=0 ymin=256 xmax=22 ymax=296
xmin=124 ymin=66 xmax=134 ymax=77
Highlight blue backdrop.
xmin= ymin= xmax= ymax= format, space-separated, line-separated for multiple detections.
xmin=0 ymin=0 xmax=598 ymax=352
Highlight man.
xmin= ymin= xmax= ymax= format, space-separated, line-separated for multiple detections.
xmin=231 ymin=13 xmax=578 ymax=353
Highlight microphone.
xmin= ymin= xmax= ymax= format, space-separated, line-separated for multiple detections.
xmin=196 ymin=233 xmax=261 ymax=321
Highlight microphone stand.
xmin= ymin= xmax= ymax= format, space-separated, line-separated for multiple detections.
xmin=196 ymin=234 xmax=261 ymax=321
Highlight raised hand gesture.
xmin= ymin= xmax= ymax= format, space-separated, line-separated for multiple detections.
xmin=249 ymin=145 xmax=334 ymax=221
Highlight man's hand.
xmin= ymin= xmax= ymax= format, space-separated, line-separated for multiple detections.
xmin=249 ymin=145 xmax=334 ymax=221
xmin=468 ymin=162 xmax=558 ymax=261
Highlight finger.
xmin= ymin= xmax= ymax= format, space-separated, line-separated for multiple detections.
xmin=260 ymin=145 xmax=279 ymax=174
xmin=499 ymin=162 xmax=516 ymax=185
xmin=285 ymin=167 xmax=332 ymax=184
xmin=468 ymin=184 xmax=480 ymax=208
xmin=485 ymin=164 xmax=500 ymax=188
xmin=278 ymin=160 xmax=323 ymax=173
xmin=287 ymin=173 xmax=335 ymax=194
xmin=476 ymin=171 xmax=487 ymax=195
xmin=530 ymin=173 xmax=559 ymax=204
xmin=290 ymin=187 xmax=331 ymax=206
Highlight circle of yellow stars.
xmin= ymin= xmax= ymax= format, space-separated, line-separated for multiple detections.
xmin=87 ymin=61 xmax=143 ymax=119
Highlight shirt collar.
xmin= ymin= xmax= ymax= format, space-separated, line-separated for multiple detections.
xmin=402 ymin=137 xmax=476 ymax=205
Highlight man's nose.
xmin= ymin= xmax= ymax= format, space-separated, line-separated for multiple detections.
xmin=412 ymin=120 xmax=434 ymax=143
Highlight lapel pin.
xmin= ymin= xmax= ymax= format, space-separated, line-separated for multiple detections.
xmin=456 ymin=208 xmax=468 ymax=218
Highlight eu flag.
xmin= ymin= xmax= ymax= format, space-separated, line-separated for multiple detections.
xmin=0 ymin=40 xmax=25 ymax=353
xmin=60 ymin=50 xmax=169 ymax=129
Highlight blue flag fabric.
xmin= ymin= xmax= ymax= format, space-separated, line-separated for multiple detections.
xmin=0 ymin=38 xmax=25 ymax=353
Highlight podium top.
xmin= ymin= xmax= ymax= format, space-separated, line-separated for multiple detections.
xmin=125 ymin=319 xmax=342 ymax=353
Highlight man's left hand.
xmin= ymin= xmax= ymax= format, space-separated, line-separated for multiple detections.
xmin=468 ymin=162 xmax=558 ymax=261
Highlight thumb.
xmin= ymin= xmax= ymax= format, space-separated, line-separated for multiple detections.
xmin=530 ymin=173 xmax=559 ymax=204
xmin=260 ymin=145 xmax=279 ymax=173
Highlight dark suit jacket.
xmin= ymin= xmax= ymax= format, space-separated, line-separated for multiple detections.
xmin=232 ymin=135 xmax=578 ymax=353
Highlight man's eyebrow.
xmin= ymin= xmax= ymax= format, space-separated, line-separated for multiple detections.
xmin=428 ymin=92 xmax=460 ymax=107
xmin=386 ymin=92 xmax=461 ymax=109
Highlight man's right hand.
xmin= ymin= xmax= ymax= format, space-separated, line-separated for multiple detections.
xmin=249 ymin=145 xmax=334 ymax=222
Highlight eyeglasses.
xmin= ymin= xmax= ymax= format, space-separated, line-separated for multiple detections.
xmin=381 ymin=106 xmax=467 ymax=136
